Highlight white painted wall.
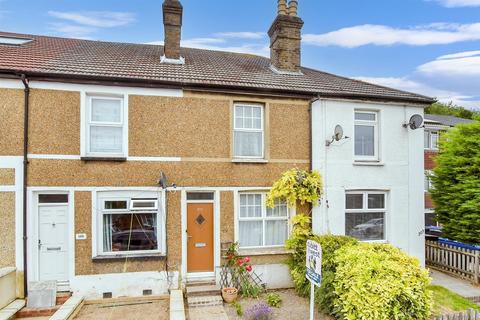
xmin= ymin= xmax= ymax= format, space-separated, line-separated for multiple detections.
xmin=70 ymin=271 xmax=178 ymax=299
xmin=311 ymin=99 xmax=425 ymax=265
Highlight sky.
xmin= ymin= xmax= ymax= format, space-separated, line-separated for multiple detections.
xmin=0 ymin=0 xmax=479 ymax=109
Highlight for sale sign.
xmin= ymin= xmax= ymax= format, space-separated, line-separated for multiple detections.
xmin=306 ymin=240 xmax=322 ymax=287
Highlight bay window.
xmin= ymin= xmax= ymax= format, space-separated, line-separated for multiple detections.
xmin=237 ymin=193 xmax=289 ymax=248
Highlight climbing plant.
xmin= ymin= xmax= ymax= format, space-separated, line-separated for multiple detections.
xmin=266 ymin=168 xmax=323 ymax=208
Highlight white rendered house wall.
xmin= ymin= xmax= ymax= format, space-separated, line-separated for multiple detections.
xmin=311 ymin=99 xmax=425 ymax=265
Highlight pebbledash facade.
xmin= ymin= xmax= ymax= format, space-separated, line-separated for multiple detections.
xmin=0 ymin=0 xmax=432 ymax=298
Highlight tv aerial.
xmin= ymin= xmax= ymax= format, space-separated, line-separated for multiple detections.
xmin=403 ymin=114 xmax=424 ymax=130
xmin=326 ymin=125 xmax=349 ymax=146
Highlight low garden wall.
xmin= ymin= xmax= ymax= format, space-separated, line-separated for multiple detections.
xmin=0 ymin=267 xmax=17 ymax=310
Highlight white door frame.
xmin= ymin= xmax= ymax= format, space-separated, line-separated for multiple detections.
xmin=181 ymin=190 xmax=220 ymax=281
xmin=28 ymin=189 xmax=75 ymax=288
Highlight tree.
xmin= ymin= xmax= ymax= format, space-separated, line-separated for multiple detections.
xmin=425 ymin=102 xmax=479 ymax=120
xmin=430 ymin=121 xmax=480 ymax=244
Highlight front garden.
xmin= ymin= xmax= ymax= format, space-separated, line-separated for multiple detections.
xmin=219 ymin=169 xmax=479 ymax=319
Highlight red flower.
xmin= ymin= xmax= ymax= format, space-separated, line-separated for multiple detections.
xmin=227 ymin=254 xmax=234 ymax=260
xmin=244 ymin=257 xmax=251 ymax=263
xmin=236 ymin=258 xmax=244 ymax=265
xmin=246 ymin=265 xmax=252 ymax=272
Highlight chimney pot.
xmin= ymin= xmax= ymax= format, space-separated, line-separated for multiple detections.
xmin=162 ymin=0 xmax=183 ymax=62
xmin=288 ymin=0 xmax=298 ymax=16
xmin=278 ymin=0 xmax=287 ymax=15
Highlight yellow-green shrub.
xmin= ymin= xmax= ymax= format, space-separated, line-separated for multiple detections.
xmin=332 ymin=243 xmax=432 ymax=320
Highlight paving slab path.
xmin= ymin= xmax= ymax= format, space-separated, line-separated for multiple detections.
xmin=430 ymin=270 xmax=480 ymax=299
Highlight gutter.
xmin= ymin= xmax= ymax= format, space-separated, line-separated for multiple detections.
xmin=0 ymin=70 xmax=435 ymax=105
xmin=20 ymin=74 xmax=29 ymax=297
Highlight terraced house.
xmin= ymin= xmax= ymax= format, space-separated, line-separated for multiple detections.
xmin=0 ymin=0 xmax=432 ymax=299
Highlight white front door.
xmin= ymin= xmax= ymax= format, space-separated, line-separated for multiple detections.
xmin=38 ymin=205 xmax=69 ymax=282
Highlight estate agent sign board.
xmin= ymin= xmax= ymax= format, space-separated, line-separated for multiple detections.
xmin=306 ymin=239 xmax=322 ymax=320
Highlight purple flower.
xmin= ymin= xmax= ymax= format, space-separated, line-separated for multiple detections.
xmin=245 ymin=302 xmax=273 ymax=320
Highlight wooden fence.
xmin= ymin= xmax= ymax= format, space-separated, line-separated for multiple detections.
xmin=425 ymin=240 xmax=480 ymax=284
xmin=435 ymin=309 xmax=480 ymax=320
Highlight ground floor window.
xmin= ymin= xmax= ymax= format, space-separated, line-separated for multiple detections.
xmin=96 ymin=191 xmax=164 ymax=256
xmin=345 ymin=191 xmax=387 ymax=241
xmin=237 ymin=193 xmax=290 ymax=248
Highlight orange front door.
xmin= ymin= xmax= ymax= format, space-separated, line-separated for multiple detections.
xmin=187 ymin=203 xmax=214 ymax=273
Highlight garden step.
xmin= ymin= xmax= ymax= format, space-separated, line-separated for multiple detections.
xmin=186 ymin=285 xmax=221 ymax=297
xmin=187 ymin=295 xmax=223 ymax=308
xmin=186 ymin=280 xmax=216 ymax=287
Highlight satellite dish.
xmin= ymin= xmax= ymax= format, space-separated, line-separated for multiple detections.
xmin=158 ymin=171 xmax=168 ymax=189
xmin=408 ymin=114 xmax=424 ymax=130
xmin=334 ymin=125 xmax=344 ymax=141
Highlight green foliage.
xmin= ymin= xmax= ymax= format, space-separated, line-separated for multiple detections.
xmin=285 ymin=215 xmax=313 ymax=297
xmin=266 ymin=169 xmax=323 ymax=208
xmin=285 ymin=215 xmax=357 ymax=314
xmin=430 ymin=121 xmax=480 ymax=244
xmin=429 ymin=285 xmax=480 ymax=316
xmin=332 ymin=243 xmax=432 ymax=320
xmin=425 ymin=102 xmax=479 ymax=120
xmin=266 ymin=292 xmax=282 ymax=308
xmin=233 ymin=301 xmax=243 ymax=316
xmin=224 ymin=242 xmax=261 ymax=298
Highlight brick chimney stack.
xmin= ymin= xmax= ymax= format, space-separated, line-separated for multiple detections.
xmin=268 ymin=0 xmax=304 ymax=73
xmin=162 ymin=0 xmax=183 ymax=63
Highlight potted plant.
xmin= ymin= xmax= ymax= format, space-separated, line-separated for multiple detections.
xmin=222 ymin=287 xmax=238 ymax=303
xmin=221 ymin=242 xmax=256 ymax=302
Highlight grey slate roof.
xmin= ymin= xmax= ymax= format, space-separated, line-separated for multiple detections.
xmin=424 ymin=114 xmax=475 ymax=127
xmin=0 ymin=31 xmax=434 ymax=104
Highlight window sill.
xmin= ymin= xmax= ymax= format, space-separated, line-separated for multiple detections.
xmin=81 ymin=156 xmax=127 ymax=162
xmin=232 ymin=158 xmax=269 ymax=164
xmin=92 ymin=253 xmax=166 ymax=261
xmin=353 ymin=161 xmax=384 ymax=167
xmin=237 ymin=247 xmax=293 ymax=256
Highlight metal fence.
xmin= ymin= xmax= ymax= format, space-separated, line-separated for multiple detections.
xmin=426 ymin=240 xmax=480 ymax=284
xmin=435 ymin=309 xmax=480 ymax=320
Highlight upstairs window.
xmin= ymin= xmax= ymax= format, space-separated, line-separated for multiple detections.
xmin=424 ymin=130 xmax=439 ymax=150
xmin=424 ymin=170 xmax=432 ymax=192
xmin=86 ymin=95 xmax=126 ymax=157
xmin=354 ymin=111 xmax=379 ymax=161
xmin=233 ymin=104 xmax=264 ymax=158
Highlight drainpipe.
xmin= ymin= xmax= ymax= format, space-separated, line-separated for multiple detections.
xmin=21 ymin=74 xmax=30 ymax=297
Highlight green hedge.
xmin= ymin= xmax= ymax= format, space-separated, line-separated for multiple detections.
xmin=333 ymin=244 xmax=432 ymax=320
xmin=286 ymin=215 xmax=432 ymax=319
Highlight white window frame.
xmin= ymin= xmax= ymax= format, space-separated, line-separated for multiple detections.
xmin=354 ymin=110 xmax=379 ymax=161
xmin=83 ymin=94 xmax=128 ymax=158
xmin=233 ymin=103 xmax=265 ymax=159
xmin=236 ymin=192 xmax=290 ymax=249
xmin=345 ymin=191 xmax=387 ymax=242
xmin=94 ymin=191 xmax=165 ymax=257
xmin=424 ymin=130 xmax=439 ymax=150
xmin=424 ymin=170 xmax=433 ymax=192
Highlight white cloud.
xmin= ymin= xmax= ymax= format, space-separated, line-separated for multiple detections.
xmin=430 ymin=0 xmax=480 ymax=7
xmin=47 ymin=11 xmax=135 ymax=38
xmin=418 ymin=50 xmax=480 ymax=76
xmin=48 ymin=11 xmax=135 ymax=28
xmin=214 ymin=32 xmax=265 ymax=39
xmin=303 ymin=22 xmax=480 ymax=48
xmin=148 ymin=33 xmax=269 ymax=57
xmin=356 ymin=76 xmax=480 ymax=108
